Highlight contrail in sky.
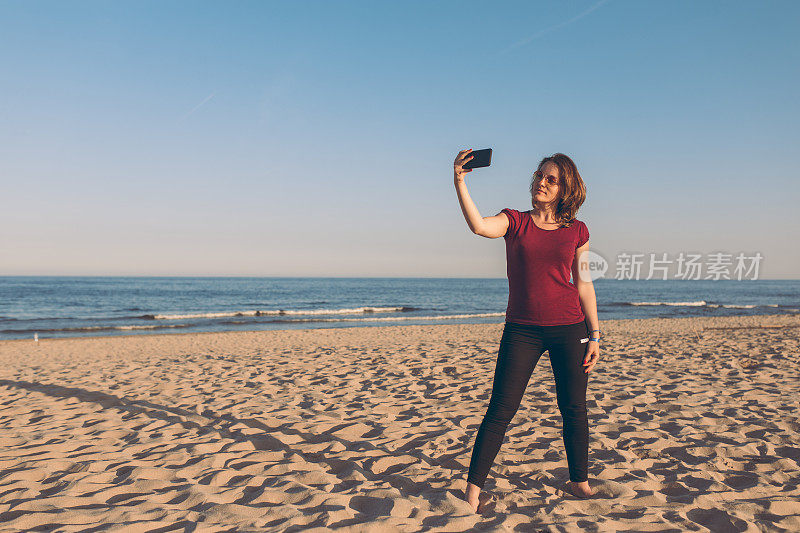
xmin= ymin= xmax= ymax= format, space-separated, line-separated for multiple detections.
xmin=180 ymin=92 xmax=216 ymax=121
xmin=496 ymin=0 xmax=611 ymax=56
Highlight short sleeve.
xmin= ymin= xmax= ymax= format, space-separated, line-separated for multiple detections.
xmin=577 ymin=220 xmax=589 ymax=248
xmin=501 ymin=208 xmax=519 ymax=239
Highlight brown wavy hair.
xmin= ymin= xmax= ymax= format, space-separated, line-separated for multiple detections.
xmin=529 ymin=152 xmax=586 ymax=228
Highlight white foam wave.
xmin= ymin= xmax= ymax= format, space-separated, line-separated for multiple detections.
xmin=152 ymin=306 xmax=411 ymax=320
xmin=631 ymin=301 xmax=780 ymax=310
xmin=3 ymin=324 xmax=192 ymax=335
xmin=629 ymin=301 xmax=707 ymax=307
xmin=115 ymin=324 xmax=189 ymax=330
xmin=279 ymin=312 xmax=506 ymax=323
xmin=153 ymin=311 xmax=264 ymax=320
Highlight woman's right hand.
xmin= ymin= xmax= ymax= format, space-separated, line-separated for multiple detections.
xmin=454 ymin=149 xmax=474 ymax=181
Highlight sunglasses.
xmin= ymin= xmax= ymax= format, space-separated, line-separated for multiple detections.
xmin=533 ymin=170 xmax=559 ymax=187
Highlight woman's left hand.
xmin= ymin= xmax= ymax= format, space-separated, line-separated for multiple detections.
xmin=583 ymin=341 xmax=600 ymax=374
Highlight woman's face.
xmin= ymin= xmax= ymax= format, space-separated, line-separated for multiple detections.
xmin=533 ymin=161 xmax=560 ymax=204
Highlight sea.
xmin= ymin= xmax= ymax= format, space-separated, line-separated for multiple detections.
xmin=0 ymin=277 xmax=798 ymax=340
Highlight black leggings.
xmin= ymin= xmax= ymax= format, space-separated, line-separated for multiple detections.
xmin=467 ymin=320 xmax=591 ymax=488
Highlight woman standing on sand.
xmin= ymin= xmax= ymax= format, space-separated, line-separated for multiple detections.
xmin=453 ymin=149 xmax=601 ymax=513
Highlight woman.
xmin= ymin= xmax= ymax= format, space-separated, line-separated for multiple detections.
xmin=453 ymin=149 xmax=601 ymax=513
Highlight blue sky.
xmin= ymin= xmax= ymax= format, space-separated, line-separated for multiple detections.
xmin=1 ymin=1 xmax=798 ymax=278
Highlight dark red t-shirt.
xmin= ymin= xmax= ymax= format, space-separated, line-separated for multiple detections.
xmin=501 ymin=208 xmax=590 ymax=326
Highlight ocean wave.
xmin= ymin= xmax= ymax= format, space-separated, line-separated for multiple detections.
xmin=706 ymin=303 xmax=781 ymax=309
xmin=629 ymin=301 xmax=785 ymax=310
xmin=220 ymin=312 xmax=505 ymax=325
xmin=628 ymin=301 xmax=708 ymax=307
xmin=1 ymin=324 xmax=195 ymax=335
xmin=141 ymin=306 xmax=420 ymax=320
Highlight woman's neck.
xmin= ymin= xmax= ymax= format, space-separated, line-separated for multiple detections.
xmin=530 ymin=203 xmax=558 ymax=223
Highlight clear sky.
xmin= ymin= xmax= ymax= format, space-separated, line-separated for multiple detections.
xmin=1 ymin=1 xmax=798 ymax=278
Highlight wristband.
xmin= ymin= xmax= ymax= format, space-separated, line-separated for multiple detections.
xmin=589 ymin=337 xmax=600 ymax=343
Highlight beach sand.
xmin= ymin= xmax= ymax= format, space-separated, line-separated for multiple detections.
xmin=1 ymin=313 xmax=799 ymax=532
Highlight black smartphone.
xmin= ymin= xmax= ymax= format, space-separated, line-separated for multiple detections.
xmin=463 ymin=148 xmax=492 ymax=170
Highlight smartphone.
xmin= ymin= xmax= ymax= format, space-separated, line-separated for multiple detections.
xmin=463 ymin=148 xmax=492 ymax=170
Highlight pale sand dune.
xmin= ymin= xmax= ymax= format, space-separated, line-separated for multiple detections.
xmin=1 ymin=314 xmax=799 ymax=531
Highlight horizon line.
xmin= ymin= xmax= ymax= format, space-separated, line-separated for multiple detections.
xmin=0 ymin=275 xmax=796 ymax=281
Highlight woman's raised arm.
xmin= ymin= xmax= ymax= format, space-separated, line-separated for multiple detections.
xmin=453 ymin=149 xmax=509 ymax=239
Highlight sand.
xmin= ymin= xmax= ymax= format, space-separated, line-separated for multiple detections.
xmin=1 ymin=313 xmax=799 ymax=532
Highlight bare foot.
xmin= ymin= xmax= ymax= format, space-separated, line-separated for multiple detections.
xmin=464 ymin=482 xmax=481 ymax=513
xmin=463 ymin=481 xmax=495 ymax=514
xmin=464 ymin=493 xmax=493 ymax=514
xmin=563 ymin=480 xmax=595 ymax=498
